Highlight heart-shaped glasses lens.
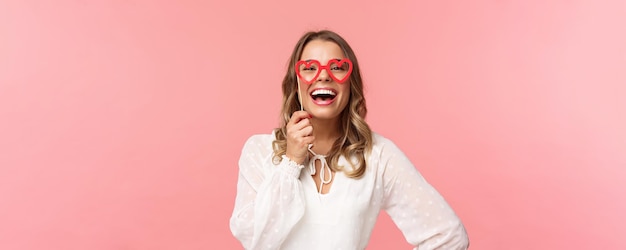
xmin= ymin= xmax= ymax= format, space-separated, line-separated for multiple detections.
xmin=295 ymin=59 xmax=353 ymax=84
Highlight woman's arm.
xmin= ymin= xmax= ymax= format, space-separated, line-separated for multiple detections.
xmin=380 ymin=139 xmax=469 ymax=250
xmin=229 ymin=135 xmax=306 ymax=250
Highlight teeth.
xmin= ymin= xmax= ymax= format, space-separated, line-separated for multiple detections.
xmin=311 ymin=89 xmax=336 ymax=96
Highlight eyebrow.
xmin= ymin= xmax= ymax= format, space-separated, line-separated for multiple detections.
xmin=302 ymin=58 xmax=344 ymax=62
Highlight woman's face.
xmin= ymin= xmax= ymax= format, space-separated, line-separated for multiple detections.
xmin=297 ymin=39 xmax=351 ymax=121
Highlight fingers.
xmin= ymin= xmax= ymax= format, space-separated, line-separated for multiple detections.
xmin=302 ymin=135 xmax=315 ymax=146
xmin=287 ymin=111 xmax=313 ymax=133
xmin=297 ymin=125 xmax=313 ymax=139
xmin=288 ymin=111 xmax=312 ymax=126
xmin=287 ymin=119 xmax=313 ymax=142
xmin=285 ymin=111 xmax=315 ymax=164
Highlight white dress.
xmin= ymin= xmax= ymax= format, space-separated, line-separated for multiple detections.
xmin=229 ymin=132 xmax=469 ymax=250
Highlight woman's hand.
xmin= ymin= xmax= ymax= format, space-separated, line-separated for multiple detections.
xmin=285 ymin=111 xmax=315 ymax=164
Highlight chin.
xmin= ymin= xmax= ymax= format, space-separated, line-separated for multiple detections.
xmin=312 ymin=113 xmax=340 ymax=120
xmin=306 ymin=105 xmax=347 ymax=120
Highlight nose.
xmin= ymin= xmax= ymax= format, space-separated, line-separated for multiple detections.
xmin=317 ymin=68 xmax=332 ymax=82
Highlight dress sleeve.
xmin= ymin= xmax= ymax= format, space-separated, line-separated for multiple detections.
xmin=229 ymin=135 xmax=306 ymax=250
xmin=380 ymin=139 xmax=469 ymax=250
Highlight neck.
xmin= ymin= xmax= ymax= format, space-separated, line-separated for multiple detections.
xmin=310 ymin=117 xmax=342 ymax=143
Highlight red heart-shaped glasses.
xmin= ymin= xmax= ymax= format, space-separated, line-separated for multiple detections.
xmin=295 ymin=59 xmax=353 ymax=84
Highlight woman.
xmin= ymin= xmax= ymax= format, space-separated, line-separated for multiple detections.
xmin=229 ymin=30 xmax=469 ymax=250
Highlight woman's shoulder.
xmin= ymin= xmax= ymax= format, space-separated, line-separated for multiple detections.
xmin=242 ymin=130 xmax=277 ymax=148
xmin=370 ymin=131 xmax=398 ymax=149
xmin=368 ymin=131 xmax=407 ymax=160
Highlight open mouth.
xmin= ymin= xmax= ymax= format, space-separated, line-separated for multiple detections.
xmin=310 ymin=88 xmax=337 ymax=105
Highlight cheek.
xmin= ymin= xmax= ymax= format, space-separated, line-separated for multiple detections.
xmin=341 ymin=85 xmax=351 ymax=100
xmin=297 ymin=83 xmax=310 ymax=96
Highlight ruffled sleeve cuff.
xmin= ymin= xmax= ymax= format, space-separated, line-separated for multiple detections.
xmin=279 ymin=155 xmax=305 ymax=178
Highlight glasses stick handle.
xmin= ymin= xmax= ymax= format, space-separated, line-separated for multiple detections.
xmin=297 ymin=79 xmax=304 ymax=111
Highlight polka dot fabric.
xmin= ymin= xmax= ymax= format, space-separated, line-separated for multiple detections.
xmin=229 ymin=132 xmax=469 ymax=250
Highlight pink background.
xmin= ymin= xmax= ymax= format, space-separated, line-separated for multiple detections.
xmin=1 ymin=0 xmax=625 ymax=249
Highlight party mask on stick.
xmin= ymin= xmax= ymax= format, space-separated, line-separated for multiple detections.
xmin=294 ymin=58 xmax=353 ymax=111
xmin=295 ymin=59 xmax=353 ymax=84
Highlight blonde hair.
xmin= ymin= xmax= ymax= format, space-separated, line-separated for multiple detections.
xmin=272 ymin=30 xmax=373 ymax=178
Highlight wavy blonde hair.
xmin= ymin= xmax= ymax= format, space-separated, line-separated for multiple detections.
xmin=272 ymin=30 xmax=373 ymax=178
